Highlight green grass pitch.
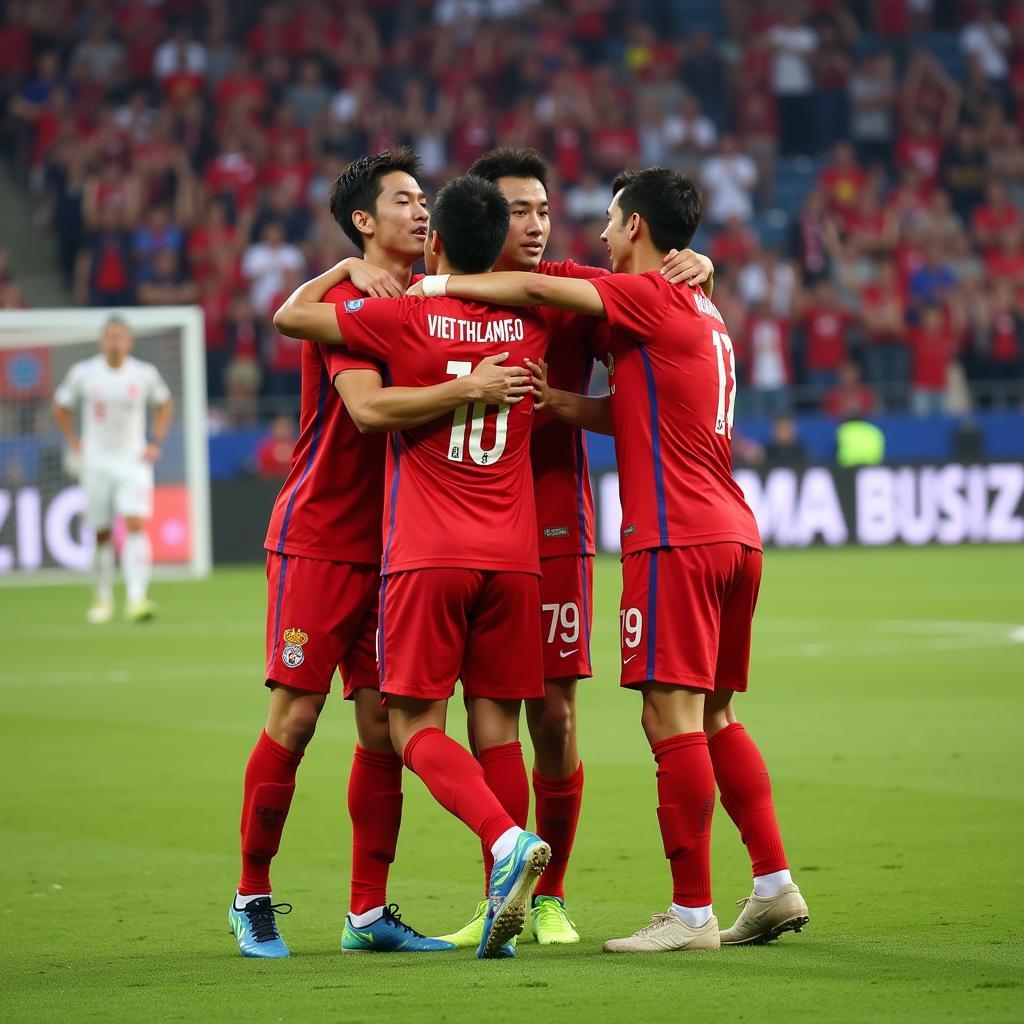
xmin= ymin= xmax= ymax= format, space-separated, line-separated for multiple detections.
xmin=2 ymin=546 xmax=1022 ymax=1022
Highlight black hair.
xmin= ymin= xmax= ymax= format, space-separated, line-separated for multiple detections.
xmin=611 ymin=167 xmax=703 ymax=253
xmin=467 ymin=147 xmax=549 ymax=191
xmin=430 ymin=175 xmax=510 ymax=274
xmin=329 ymin=147 xmax=423 ymax=251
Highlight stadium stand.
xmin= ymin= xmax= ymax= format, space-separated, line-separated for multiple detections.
xmin=1 ymin=0 xmax=1022 ymax=441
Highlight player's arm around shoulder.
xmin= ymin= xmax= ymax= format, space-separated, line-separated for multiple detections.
xmin=273 ymin=258 xmax=378 ymax=344
xmin=336 ymin=354 xmax=531 ymax=434
xmin=428 ymin=271 xmax=607 ymax=318
xmin=661 ymin=249 xmax=715 ymax=297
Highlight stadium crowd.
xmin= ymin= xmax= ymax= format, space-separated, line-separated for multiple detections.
xmin=2 ymin=0 xmax=1023 ymax=423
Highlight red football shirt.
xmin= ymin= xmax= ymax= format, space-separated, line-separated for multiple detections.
xmin=803 ymin=307 xmax=852 ymax=371
xmin=332 ymin=294 xmax=564 ymax=576
xmin=908 ymin=326 xmax=953 ymax=390
xmin=263 ymin=281 xmax=386 ymax=564
xmin=590 ymin=272 xmax=761 ymax=556
xmin=533 ymin=259 xmax=611 ymax=559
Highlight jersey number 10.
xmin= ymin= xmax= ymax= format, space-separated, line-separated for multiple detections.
xmin=711 ymin=330 xmax=737 ymax=439
xmin=445 ymin=360 xmax=510 ymax=465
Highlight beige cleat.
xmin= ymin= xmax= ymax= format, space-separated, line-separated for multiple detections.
xmin=125 ymin=598 xmax=157 ymax=623
xmin=86 ymin=598 xmax=114 ymax=624
xmin=720 ymin=884 xmax=809 ymax=945
xmin=603 ymin=910 xmax=720 ymax=953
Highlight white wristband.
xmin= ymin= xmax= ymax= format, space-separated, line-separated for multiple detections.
xmin=421 ymin=274 xmax=450 ymax=297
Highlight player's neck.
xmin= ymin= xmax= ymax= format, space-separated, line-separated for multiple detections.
xmin=362 ymin=248 xmax=415 ymax=289
xmin=435 ymin=256 xmax=476 ymax=276
xmin=623 ymin=243 xmax=665 ymax=275
xmin=105 ymin=355 xmax=126 ymax=369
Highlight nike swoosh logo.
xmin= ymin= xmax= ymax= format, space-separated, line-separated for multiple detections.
xmin=559 ymin=648 xmax=579 ymax=658
xmin=623 ymin=654 xmax=638 ymax=665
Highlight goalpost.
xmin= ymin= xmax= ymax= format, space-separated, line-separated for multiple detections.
xmin=0 ymin=306 xmax=211 ymax=582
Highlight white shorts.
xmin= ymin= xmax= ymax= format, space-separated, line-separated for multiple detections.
xmin=83 ymin=460 xmax=154 ymax=531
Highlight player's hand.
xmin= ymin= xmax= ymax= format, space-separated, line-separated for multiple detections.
xmin=345 ymin=259 xmax=405 ymax=299
xmin=661 ymin=248 xmax=714 ymax=288
xmin=466 ymin=353 xmax=532 ymax=405
xmin=405 ymin=279 xmax=426 ymax=297
xmin=142 ymin=442 xmax=162 ymax=463
xmin=68 ymin=436 xmax=82 ymax=455
xmin=526 ymin=358 xmax=552 ymax=409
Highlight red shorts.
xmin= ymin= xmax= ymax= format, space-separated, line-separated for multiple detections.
xmin=378 ymin=568 xmax=544 ymax=702
xmin=619 ymin=543 xmax=762 ymax=693
xmin=265 ymin=552 xmax=380 ymax=698
xmin=539 ymin=555 xmax=594 ymax=681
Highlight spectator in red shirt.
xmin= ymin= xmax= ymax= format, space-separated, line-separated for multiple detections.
xmin=860 ymin=258 xmax=910 ymax=398
xmin=895 ymin=113 xmax=943 ymax=188
xmin=975 ymin=280 xmax=1023 ymax=406
xmin=252 ymin=415 xmax=298 ymax=478
xmin=985 ymin=227 xmax=1024 ymax=287
xmin=824 ymin=361 xmax=878 ymax=418
xmin=801 ymin=279 xmax=854 ymax=390
xmin=908 ymin=304 xmax=954 ymax=416
xmin=590 ymin=108 xmax=639 ymax=174
xmin=819 ymin=141 xmax=869 ymax=220
xmin=971 ymin=181 xmax=1021 ymax=253
xmin=450 ymin=86 xmax=493 ymax=168
xmin=740 ymin=300 xmax=793 ymax=417
xmin=264 ymin=137 xmax=315 ymax=203
xmin=215 ymin=52 xmax=268 ymax=117
xmin=711 ymin=215 xmax=758 ymax=271
xmin=263 ymin=269 xmax=306 ymax=408
xmin=204 ymin=133 xmax=260 ymax=212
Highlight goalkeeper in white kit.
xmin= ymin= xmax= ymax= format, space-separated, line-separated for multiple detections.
xmin=52 ymin=316 xmax=173 ymax=622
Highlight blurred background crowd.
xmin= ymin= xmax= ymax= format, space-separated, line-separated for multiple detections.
xmin=1 ymin=0 xmax=1023 ymax=470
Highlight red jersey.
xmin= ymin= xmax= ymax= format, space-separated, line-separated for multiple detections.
xmin=333 ymin=294 xmax=565 ymax=576
xmin=264 ymin=281 xmax=386 ymax=564
xmin=908 ymin=327 xmax=953 ymax=390
xmin=533 ymin=259 xmax=611 ymax=559
xmin=590 ymin=272 xmax=761 ymax=556
xmin=803 ymin=307 xmax=852 ymax=371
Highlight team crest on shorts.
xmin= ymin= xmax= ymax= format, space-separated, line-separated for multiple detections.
xmin=344 ymin=298 xmax=365 ymax=312
xmin=281 ymin=627 xmax=308 ymax=669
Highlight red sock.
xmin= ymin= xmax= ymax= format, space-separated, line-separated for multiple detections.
xmin=533 ymin=762 xmax=584 ymax=900
xmin=478 ymin=742 xmax=529 ymax=893
xmin=651 ymin=732 xmax=715 ymax=907
xmin=709 ymin=722 xmax=788 ymax=876
xmin=403 ymin=728 xmax=514 ymax=849
xmin=348 ymin=745 xmax=404 ymax=915
xmin=238 ymin=730 xmax=303 ymax=894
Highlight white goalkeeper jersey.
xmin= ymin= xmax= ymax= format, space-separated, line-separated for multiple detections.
xmin=54 ymin=355 xmax=171 ymax=464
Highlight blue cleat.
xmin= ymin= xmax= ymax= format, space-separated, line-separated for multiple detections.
xmin=341 ymin=904 xmax=457 ymax=953
xmin=228 ymin=895 xmax=292 ymax=958
xmin=477 ymin=831 xmax=551 ymax=959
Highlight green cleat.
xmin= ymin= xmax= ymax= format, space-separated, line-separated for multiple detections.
xmin=434 ymin=898 xmax=487 ymax=948
xmin=531 ymin=896 xmax=580 ymax=945
xmin=125 ymin=598 xmax=157 ymax=623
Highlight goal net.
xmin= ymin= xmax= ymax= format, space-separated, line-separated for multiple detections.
xmin=0 ymin=306 xmax=210 ymax=581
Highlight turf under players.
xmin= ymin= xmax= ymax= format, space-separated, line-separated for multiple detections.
xmin=273 ymin=175 xmax=589 ymax=958
xmin=230 ymin=150 xmax=529 ymax=958
xmin=53 ymin=316 xmax=172 ymax=623
xmin=418 ymin=167 xmax=809 ymax=951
